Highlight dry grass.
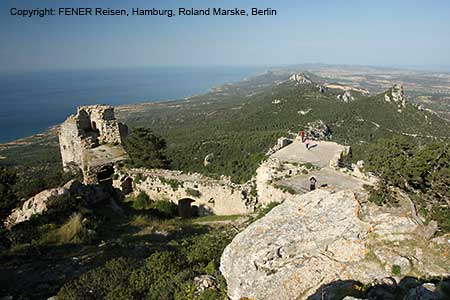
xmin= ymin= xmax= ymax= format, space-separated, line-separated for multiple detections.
xmin=129 ymin=214 xmax=153 ymax=227
xmin=57 ymin=213 xmax=86 ymax=244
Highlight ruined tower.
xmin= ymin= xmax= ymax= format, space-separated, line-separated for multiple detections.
xmin=59 ymin=105 xmax=128 ymax=184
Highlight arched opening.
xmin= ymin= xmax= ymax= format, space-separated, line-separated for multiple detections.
xmin=178 ymin=198 xmax=196 ymax=218
xmin=91 ymin=121 xmax=97 ymax=131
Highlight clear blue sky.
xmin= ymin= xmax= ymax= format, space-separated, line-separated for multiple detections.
xmin=1 ymin=0 xmax=450 ymax=71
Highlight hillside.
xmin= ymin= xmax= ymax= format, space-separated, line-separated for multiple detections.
xmin=1 ymin=71 xmax=450 ymax=300
xmin=115 ymin=74 xmax=450 ymax=183
xmin=1 ymin=72 xmax=450 ymax=186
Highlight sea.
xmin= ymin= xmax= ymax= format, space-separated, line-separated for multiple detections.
xmin=0 ymin=66 xmax=264 ymax=143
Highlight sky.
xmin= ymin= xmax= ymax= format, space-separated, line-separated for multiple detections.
xmin=1 ymin=0 xmax=450 ymax=71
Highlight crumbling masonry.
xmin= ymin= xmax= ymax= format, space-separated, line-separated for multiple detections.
xmin=59 ymin=105 xmax=128 ymax=184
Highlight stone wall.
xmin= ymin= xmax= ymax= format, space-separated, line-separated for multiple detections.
xmin=255 ymin=158 xmax=297 ymax=206
xmin=59 ymin=116 xmax=84 ymax=171
xmin=116 ymin=168 xmax=257 ymax=216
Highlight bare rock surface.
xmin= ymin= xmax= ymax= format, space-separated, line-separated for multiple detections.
xmin=4 ymin=186 xmax=69 ymax=228
xmin=4 ymin=180 xmax=112 ymax=228
xmin=220 ymin=189 xmax=450 ymax=300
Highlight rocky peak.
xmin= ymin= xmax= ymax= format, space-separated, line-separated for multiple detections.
xmin=385 ymin=84 xmax=407 ymax=108
xmin=289 ymin=72 xmax=313 ymax=84
xmin=305 ymin=120 xmax=332 ymax=140
xmin=337 ymin=90 xmax=354 ymax=102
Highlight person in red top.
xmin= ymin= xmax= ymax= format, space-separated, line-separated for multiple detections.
xmin=300 ymin=130 xmax=305 ymax=142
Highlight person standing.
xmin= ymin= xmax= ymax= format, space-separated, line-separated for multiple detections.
xmin=300 ymin=130 xmax=305 ymax=142
xmin=309 ymin=176 xmax=317 ymax=191
xmin=305 ymin=138 xmax=311 ymax=150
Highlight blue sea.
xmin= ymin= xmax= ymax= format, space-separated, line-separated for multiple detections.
xmin=0 ymin=66 xmax=264 ymax=143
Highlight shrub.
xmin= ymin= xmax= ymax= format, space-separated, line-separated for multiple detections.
xmin=273 ymin=183 xmax=297 ymax=195
xmin=40 ymin=213 xmax=88 ymax=245
xmin=159 ymin=177 xmax=183 ymax=190
xmin=58 ymin=213 xmax=86 ymax=243
xmin=58 ymin=257 xmax=136 ymax=300
xmin=125 ymin=127 xmax=171 ymax=169
xmin=0 ymin=166 xmax=18 ymax=220
xmin=185 ymin=188 xmax=201 ymax=198
xmin=255 ymin=202 xmax=281 ymax=220
xmin=132 ymin=191 xmax=152 ymax=210
xmin=151 ymin=200 xmax=178 ymax=218
xmin=392 ymin=264 xmax=401 ymax=276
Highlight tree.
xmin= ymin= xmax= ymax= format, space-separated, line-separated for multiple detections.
xmin=124 ymin=127 xmax=171 ymax=169
xmin=362 ymin=136 xmax=450 ymax=231
xmin=0 ymin=167 xmax=18 ymax=220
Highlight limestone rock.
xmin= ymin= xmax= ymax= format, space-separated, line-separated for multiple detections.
xmin=4 ymin=180 xmax=111 ymax=228
xmin=4 ymin=185 xmax=69 ymax=228
xmin=337 ymin=90 xmax=354 ymax=102
xmin=289 ymin=73 xmax=313 ymax=84
xmin=194 ymin=275 xmax=217 ymax=293
xmin=305 ymin=120 xmax=332 ymax=140
xmin=384 ymin=84 xmax=407 ymax=108
xmin=220 ymin=189 xmax=450 ymax=300
xmin=203 ymin=153 xmax=214 ymax=167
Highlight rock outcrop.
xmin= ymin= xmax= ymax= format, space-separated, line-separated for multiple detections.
xmin=385 ymin=84 xmax=407 ymax=108
xmin=305 ymin=120 xmax=332 ymax=140
xmin=4 ymin=180 xmax=112 ymax=228
xmin=289 ymin=73 xmax=313 ymax=84
xmin=4 ymin=185 xmax=70 ymax=228
xmin=337 ymin=90 xmax=354 ymax=102
xmin=220 ymin=189 xmax=450 ymax=300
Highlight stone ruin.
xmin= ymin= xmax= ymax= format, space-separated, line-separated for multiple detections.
xmin=265 ymin=137 xmax=293 ymax=156
xmin=385 ymin=84 xmax=407 ymax=108
xmin=59 ymin=105 xmax=128 ymax=184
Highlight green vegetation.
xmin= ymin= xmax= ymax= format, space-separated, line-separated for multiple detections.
xmin=55 ymin=227 xmax=232 ymax=300
xmin=120 ymin=78 xmax=450 ymax=184
xmin=0 ymin=185 xmax=238 ymax=299
xmin=0 ymin=167 xmax=18 ymax=220
xmin=392 ymin=264 xmax=402 ymax=276
xmin=151 ymin=200 xmax=178 ymax=218
xmin=130 ymin=191 xmax=152 ymax=210
xmin=185 ymin=187 xmax=201 ymax=198
xmin=273 ymin=183 xmax=297 ymax=195
xmin=254 ymin=201 xmax=281 ymax=220
xmin=125 ymin=192 xmax=178 ymax=218
xmin=124 ymin=127 xmax=171 ymax=169
xmin=1 ymin=72 xmax=450 ymax=299
xmin=159 ymin=177 xmax=184 ymax=190
xmin=357 ymin=136 xmax=450 ymax=232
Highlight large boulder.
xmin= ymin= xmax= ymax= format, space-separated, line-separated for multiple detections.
xmin=305 ymin=120 xmax=332 ymax=140
xmin=220 ymin=189 xmax=450 ymax=300
xmin=4 ymin=186 xmax=70 ymax=228
xmin=4 ymin=180 xmax=112 ymax=228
